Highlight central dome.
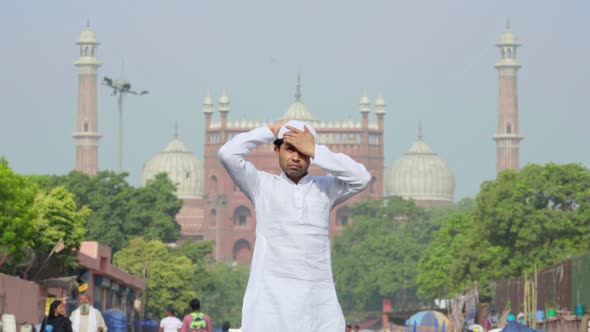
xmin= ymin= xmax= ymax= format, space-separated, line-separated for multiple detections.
xmin=280 ymin=75 xmax=316 ymax=121
xmin=385 ymin=127 xmax=455 ymax=206
xmin=142 ymin=127 xmax=204 ymax=199
xmin=281 ymin=100 xmax=315 ymax=121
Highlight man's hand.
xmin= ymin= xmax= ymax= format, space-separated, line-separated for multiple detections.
xmin=269 ymin=120 xmax=288 ymax=138
xmin=283 ymin=125 xmax=316 ymax=158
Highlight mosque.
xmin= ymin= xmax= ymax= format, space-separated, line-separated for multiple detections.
xmin=72 ymin=23 xmax=522 ymax=264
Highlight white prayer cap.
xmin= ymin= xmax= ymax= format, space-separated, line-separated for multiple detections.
xmin=277 ymin=120 xmax=319 ymax=143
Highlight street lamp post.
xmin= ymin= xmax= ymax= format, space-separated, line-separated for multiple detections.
xmin=209 ymin=194 xmax=227 ymax=261
xmin=103 ymin=76 xmax=148 ymax=173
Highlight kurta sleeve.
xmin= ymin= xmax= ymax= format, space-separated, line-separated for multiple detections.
xmin=311 ymin=144 xmax=372 ymax=207
xmin=218 ymin=127 xmax=276 ymax=202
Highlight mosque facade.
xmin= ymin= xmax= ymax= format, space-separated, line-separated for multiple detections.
xmin=73 ymin=24 xmax=524 ymax=264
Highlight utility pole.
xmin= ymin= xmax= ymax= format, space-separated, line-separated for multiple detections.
xmin=103 ymin=76 xmax=148 ymax=173
xmin=209 ymin=194 xmax=227 ymax=261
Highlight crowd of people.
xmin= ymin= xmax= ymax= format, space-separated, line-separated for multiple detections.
xmin=39 ymin=296 xmax=231 ymax=332
xmin=40 ymin=294 xmax=107 ymax=332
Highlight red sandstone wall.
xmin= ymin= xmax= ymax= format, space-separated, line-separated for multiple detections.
xmin=0 ymin=273 xmax=42 ymax=325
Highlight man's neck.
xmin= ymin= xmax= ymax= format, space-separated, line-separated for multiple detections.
xmin=287 ymin=172 xmax=308 ymax=184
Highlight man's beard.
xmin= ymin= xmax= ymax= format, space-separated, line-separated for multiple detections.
xmin=80 ymin=304 xmax=90 ymax=315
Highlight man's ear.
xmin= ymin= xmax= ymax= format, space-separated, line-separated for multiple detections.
xmin=274 ymin=145 xmax=279 ymax=154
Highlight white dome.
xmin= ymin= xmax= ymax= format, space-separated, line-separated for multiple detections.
xmin=360 ymin=94 xmax=370 ymax=105
xmin=219 ymin=93 xmax=229 ymax=104
xmin=78 ymin=29 xmax=98 ymax=44
xmin=281 ymin=100 xmax=315 ymax=121
xmin=385 ymin=134 xmax=455 ymax=204
xmin=498 ymin=30 xmax=518 ymax=45
xmin=280 ymin=76 xmax=315 ymax=121
xmin=142 ymin=134 xmax=204 ymax=199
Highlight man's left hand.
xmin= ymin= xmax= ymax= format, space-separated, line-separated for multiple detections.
xmin=282 ymin=125 xmax=316 ymax=158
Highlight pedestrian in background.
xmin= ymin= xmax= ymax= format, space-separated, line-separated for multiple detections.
xmin=159 ymin=306 xmax=182 ymax=332
xmin=40 ymin=300 xmax=73 ymax=332
xmin=181 ymin=299 xmax=212 ymax=332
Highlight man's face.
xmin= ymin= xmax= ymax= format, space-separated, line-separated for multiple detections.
xmin=79 ymin=294 xmax=90 ymax=304
xmin=275 ymin=142 xmax=311 ymax=181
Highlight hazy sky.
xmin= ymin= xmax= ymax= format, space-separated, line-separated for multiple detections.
xmin=1 ymin=1 xmax=588 ymax=200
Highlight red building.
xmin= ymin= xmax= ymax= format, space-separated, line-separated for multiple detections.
xmin=143 ymin=78 xmax=385 ymax=264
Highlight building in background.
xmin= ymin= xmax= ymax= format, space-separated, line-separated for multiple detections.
xmin=141 ymin=124 xmax=205 ymax=236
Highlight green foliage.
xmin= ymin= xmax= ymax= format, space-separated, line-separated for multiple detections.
xmin=32 ymin=186 xmax=90 ymax=269
xmin=194 ymin=262 xmax=249 ymax=328
xmin=30 ymin=171 xmax=183 ymax=251
xmin=333 ymin=196 xmax=465 ymax=317
xmin=113 ymin=238 xmax=197 ymax=316
xmin=417 ymin=163 xmax=590 ymax=299
xmin=475 ymin=163 xmax=590 ymax=291
xmin=173 ymin=240 xmax=213 ymax=265
xmin=416 ymin=211 xmax=479 ymax=299
xmin=0 ymin=162 xmax=38 ymax=270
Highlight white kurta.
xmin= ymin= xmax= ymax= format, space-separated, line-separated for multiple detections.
xmin=218 ymin=127 xmax=372 ymax=332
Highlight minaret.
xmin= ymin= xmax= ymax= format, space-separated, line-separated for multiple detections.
xmin=493 ymin=21 xmax=524 ymax=174
xmin=72 ymin=22 xmax=102 ymax=175
xmin=202 ymin=91 xmax=214 ymax=129
xmin=218 ymin=90 xmax=230 ymax=142
xmin=360 ymin=90 xmax=370 ymax=146
xmin=375 ymin=91 xmax=386 ymax=131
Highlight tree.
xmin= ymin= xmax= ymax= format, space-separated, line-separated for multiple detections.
xmin=31 ymin=186 xmax=90 ymax=271
xmin=0 ymin=161 xmax=38 ymax=270
xmin=332 ymin=197 xmax=445 ymax=318
xmin=475 ymin=163 xmax=590 ymax=289
xmin=417 ymin=163 xmax=590 ymax=299
xmin=416 ymin=210 xmax=480 ymax=299
xmin=194 ymin=262 xmax=249 ymax=327
xmin=113 ymin=238 xmax=196 ymax=317
xmin=30 ymin=171 xmax=183 ymax=251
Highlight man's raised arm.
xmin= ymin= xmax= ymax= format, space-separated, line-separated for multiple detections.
xmin=217 ymin=121 xmax=284 ymax=201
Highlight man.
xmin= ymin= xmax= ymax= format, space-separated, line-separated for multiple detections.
xmin=218 ymin=120 xmax=372 ymax=331
xmin=69 ymin=294 xmax=107 ymax=332
xmin=181 ymin=299 xmax=212 ymax=332
xmin=159 ymin=306 xmax=182 ymax=332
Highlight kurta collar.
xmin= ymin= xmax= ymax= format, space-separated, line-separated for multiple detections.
xmin=279 ymin=171 xmax=312 ymax=185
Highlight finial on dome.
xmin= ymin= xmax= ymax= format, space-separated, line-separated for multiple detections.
xmin=86 ymin=17 xmax=91 ymax=28
xmin=506 ymin=18 xmax=510 ymax=30
xmin=295 ymin=73 xmax=302 ymax=102
xmin=418 ymin=120 xmax=423 ymax=140
xmin=174 ymin=121 xmax=179 ymax=139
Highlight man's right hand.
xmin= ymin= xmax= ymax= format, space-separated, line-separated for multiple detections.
xmin=269 ymin=120 xmax=288 ymax=138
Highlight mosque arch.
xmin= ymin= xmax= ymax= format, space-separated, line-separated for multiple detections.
xmin=233 ymin=239 xmax=252 ymax=264
xmin=233 ymin=205 xmax=251 ymax=226
xmin=336 ymin=206 xmax=351 ymax=226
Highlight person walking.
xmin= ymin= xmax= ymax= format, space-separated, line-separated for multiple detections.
xmin=180 ymin=299 xmax=212 ymax=332
xmin=70 ymin=294 xmax=107 ymax=332
xmin=40 ymin=300 xmax=74 ymax=332
xmin=159 ymin=306 xmax=182 ymax=332
xmin=218 ymin=120 xmax=372 ymax=331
